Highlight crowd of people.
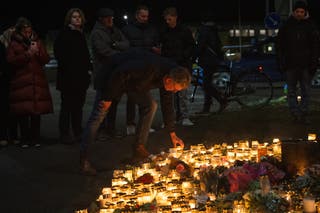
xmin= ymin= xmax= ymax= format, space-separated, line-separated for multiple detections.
xmin=0 ymin=1 xmax=319 ymax=175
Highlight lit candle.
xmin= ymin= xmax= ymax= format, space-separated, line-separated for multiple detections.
xmin=189 ymin=198 xmax=196 ymax=209
xmin=308 ymin=133 xmax=317 ymax=141
xmin=303 ymin=196 xmax=316 ymax=213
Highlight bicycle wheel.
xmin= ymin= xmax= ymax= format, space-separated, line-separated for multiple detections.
xmin=232 ymin=71 xmax=273 ymax=108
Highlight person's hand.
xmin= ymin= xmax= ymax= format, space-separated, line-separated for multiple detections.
xmin=151 ymin=46 xmax=161 ymax=55
xmin=28 ymin=42 xmax=39 ymax=56
xmin=170 ymin=132 xmax=184 ymax=148
xmin=99 ymin=100 xmax=112 ymax=111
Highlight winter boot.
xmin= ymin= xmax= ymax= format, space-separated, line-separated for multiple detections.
xmin=80 ymin=151 xmax=97 ymax=176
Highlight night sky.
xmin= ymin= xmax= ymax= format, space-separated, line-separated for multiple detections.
xmin=1 ymin=0 xmax=320 ymax=36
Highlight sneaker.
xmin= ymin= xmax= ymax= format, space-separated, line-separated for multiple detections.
xmin=34 ymin=143 xmax=41 ymax=147
xmin=0 ymin=140 xmax=8 ymax=147
xmin=133 ymin=144 xmax=151 ymax=159
xmin=12 ymin=140 xmax=20 ymax=145
xmin=126 ymin=125 xmax=136 ymax=136
xmin=21 ymin=144 xmax=29 ymax=148
xmin=149 ymin=128 xmax=155 ymax=133
xmin=181 ymin=118 xmax=194 ymax=126
xmin=195 ymin=110 xmax=210 ymax=116
xmin=80 ymin=160 xmax=97 ymax=176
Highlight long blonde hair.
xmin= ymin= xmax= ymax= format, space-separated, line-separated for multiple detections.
xmin=0 ymin=26 xmax=15 ymax=48
xmin=64 ymin=8 xmax=86 ymax=27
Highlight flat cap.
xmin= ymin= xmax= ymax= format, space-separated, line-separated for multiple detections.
xmin=97 ymin=8 xmax=114 ymax=17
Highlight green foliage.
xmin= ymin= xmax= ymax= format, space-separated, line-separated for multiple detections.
xmin=244 ymin=191 xmax=290 ymax=213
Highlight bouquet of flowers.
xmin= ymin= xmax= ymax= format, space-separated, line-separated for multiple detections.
xmin=242 ymin=190 xmax=290 ymax=213
xmin=198 ymin=165 xmax=230 ymax=195
xmin=290 ymin=164 xmax=320 ymax=198
xmin=225 ymin=157 xmax=285 ymax=193
xmin=168 ymin=157 xmax=193 ymax=178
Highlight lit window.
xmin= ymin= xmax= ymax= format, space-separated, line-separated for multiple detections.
xmin=249 ymin=29 xmax=255 ymax=37
xmin=229 ymin=29 xmax=234 ymax=37
xmin=259 ymin=29 xmax=266 ymax=36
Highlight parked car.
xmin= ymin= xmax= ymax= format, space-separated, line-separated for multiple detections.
xmin=206 ymin=36 xmax=320 ymax=88
xmin=45 ymin=57 xmax=58 ymax=70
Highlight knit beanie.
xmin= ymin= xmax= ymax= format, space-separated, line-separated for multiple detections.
xmin=293 ymin=0 xmax=308 ymax=11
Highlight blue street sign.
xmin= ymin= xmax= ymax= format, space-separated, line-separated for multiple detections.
xmin=264 ymin=12 xmax=281 ymax=29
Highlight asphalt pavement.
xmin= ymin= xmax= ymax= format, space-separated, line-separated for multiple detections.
xmin=0 ymin=81 xmax=319 ymax=213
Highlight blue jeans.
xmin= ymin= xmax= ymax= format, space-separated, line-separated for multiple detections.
xmin=80 ymin=90 xmax=157 ymax=154
xmin=175 ymin=89 xmax=189 ymax=120
xmin=286 ymin=68 xmax=311 ymax=116
xmin=80 ymin=90 xmax=108 ymax=153
xmin=130 ymin=91 xmax=157 ymax=148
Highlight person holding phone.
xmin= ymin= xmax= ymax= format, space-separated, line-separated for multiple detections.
xmin=6 ymin=17 xmax=53 ymax=148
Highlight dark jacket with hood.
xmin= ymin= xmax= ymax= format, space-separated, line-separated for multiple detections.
xmin=6 ymin=31 xmax=53 ymax=115
xmin=121 ymin=20 xmax=159 ymax=51
xmin=54 ymin=25 xmax=92 ymax=92
xmin=277 ymin=15 xmax=319 ymax=72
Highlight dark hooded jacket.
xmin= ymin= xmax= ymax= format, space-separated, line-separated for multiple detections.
xmin=277 ymin=15 xmax=319 ymax=72
xmin=195 ymin=21 xmax=223 ymax=67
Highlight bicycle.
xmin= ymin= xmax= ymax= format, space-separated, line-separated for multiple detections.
xmin=190 ymin=56 xmax=274 ymax=111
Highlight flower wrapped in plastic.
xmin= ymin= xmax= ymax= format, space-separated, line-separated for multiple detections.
xmin=198 ymin=165 xmax=229 ymax=195
xmin=226 ymin=158 xmax=285 ymax=192
xmin=243 ymin=190 xmax=290 ymax=213
xmin=168 ymin=156 xmax=193 ymax=179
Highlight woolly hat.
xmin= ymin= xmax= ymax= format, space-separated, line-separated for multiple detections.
xmin=97 ymin=8 xmax=114 ymax=17
xmin=293 ymin=0 xmax=308 ymax=11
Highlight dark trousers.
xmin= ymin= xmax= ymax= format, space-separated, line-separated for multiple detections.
xmin=202 ymin=64 xmax=224 ymax=107
xmin=0 ymin=87 xmax=18 ymax=141
xmin=80 ymin=90 xmax=157 ymax=154
xmin=286 ymin=68 xmax=311 ymax=116
xmin=19 ymin=115 xmax=40 ymax=145
xmin=59 ymin=90 xmax=87 ymax=138
xmin=126 ymin=93 xmax=136 ymax=126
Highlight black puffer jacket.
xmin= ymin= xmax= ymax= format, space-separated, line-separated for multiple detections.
xmin=277 ymin=15 xmax=319 ymax=71
xmin=121 ymin=20 xmax=159 ymax=51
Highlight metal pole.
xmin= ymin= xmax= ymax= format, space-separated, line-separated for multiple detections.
xmin=238 ymin=0 xmax=242 ymax=54
xmin=289 ymin=0 xmax=293 ymax=15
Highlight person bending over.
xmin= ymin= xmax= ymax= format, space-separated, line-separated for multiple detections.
xmin=80 ymin=49 xmax=191 ymax=175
